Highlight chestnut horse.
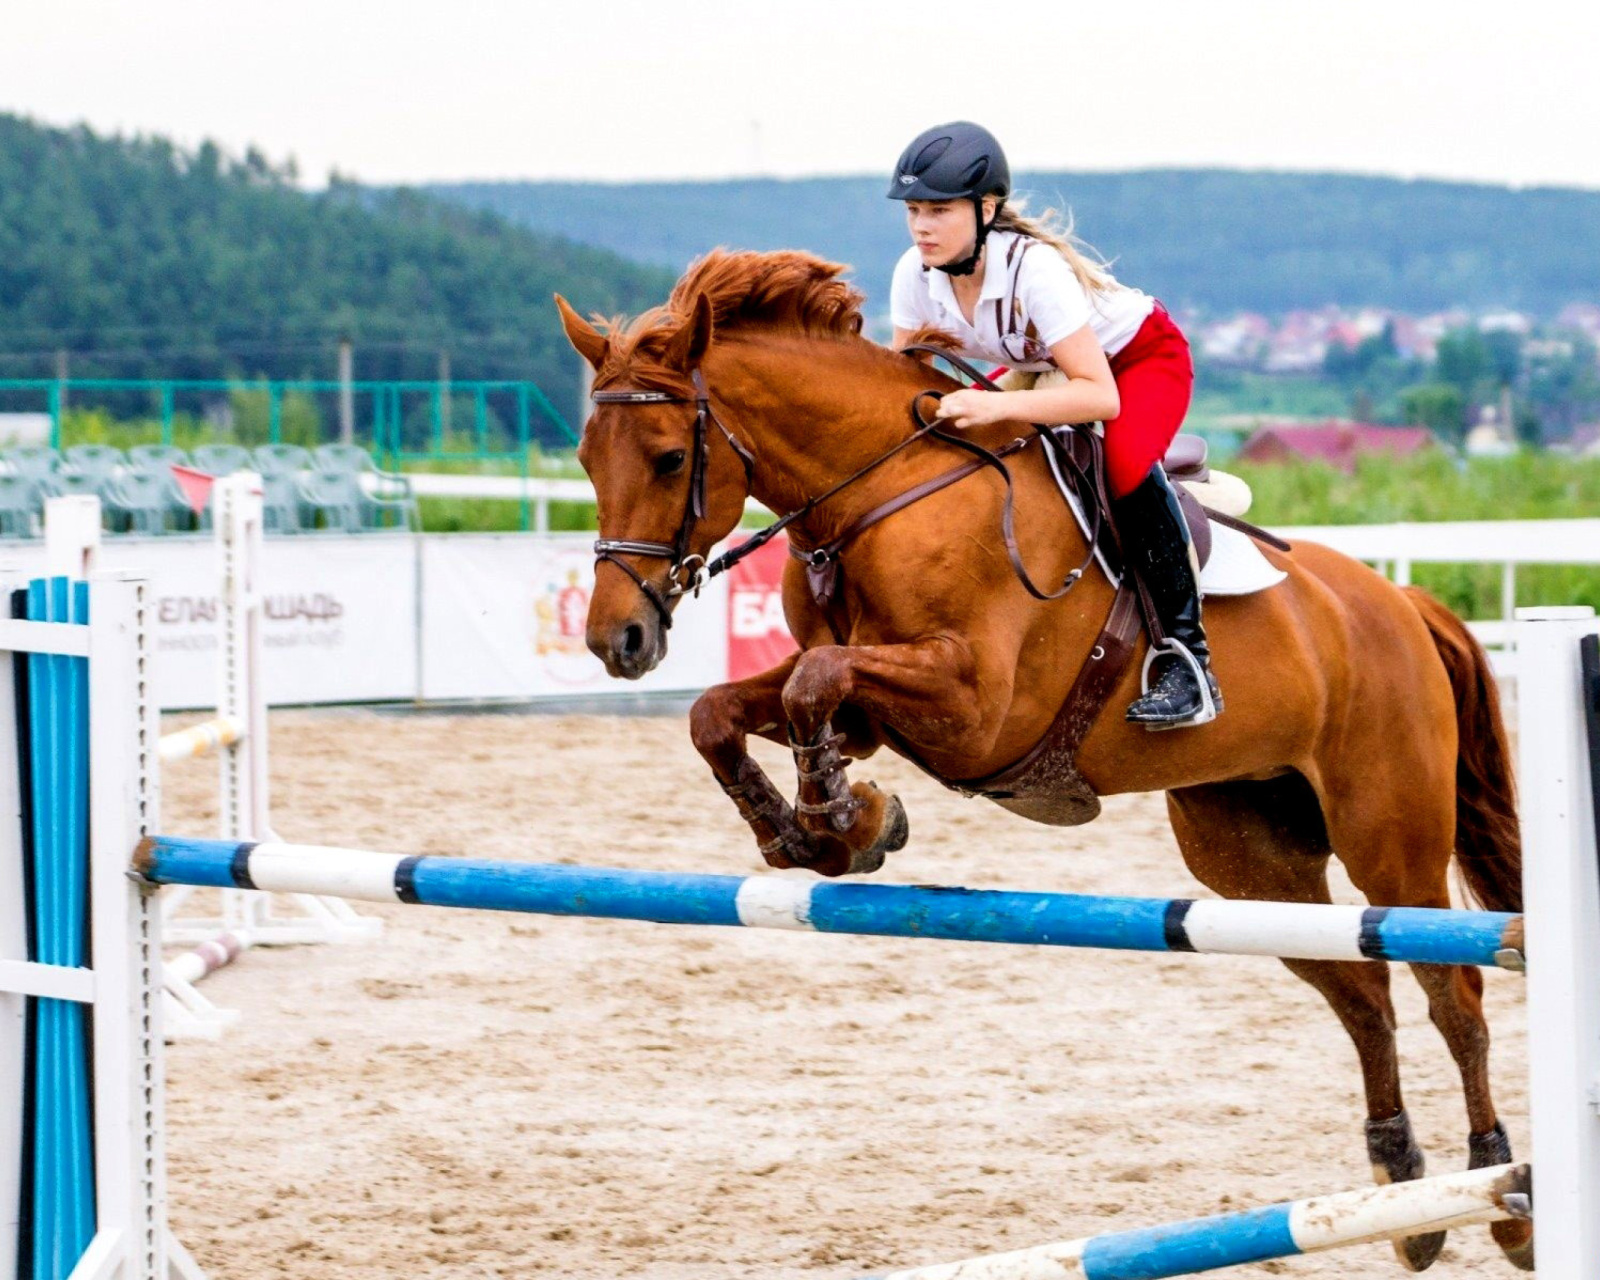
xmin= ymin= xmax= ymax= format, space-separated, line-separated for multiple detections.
xmin=556 ymin=250 xmax=1529 ymax=1271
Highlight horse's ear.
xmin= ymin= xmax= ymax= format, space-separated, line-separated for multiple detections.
xmin=663 ymin=291 xmax=714 ymax=371
xmin=555 ymin=294 xmax=610 ymax=370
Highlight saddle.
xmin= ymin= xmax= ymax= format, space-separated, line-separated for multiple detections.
xmin=792 ymin=351 xmax=1292 ymax=828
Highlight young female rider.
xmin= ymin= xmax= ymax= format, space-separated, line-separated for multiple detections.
xmin=887 ymin=120 xmax=1220 ymax=729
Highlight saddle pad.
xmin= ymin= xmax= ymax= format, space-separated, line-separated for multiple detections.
xmin=1044 ymin=427 xmax=1285 ymax=599
xmin=1199 ymin=521 xmax=1288 ymax=596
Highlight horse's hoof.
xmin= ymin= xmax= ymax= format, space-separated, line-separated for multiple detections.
xmin=1469 ymin=1122 xmax=1533 ymax=1269
xmin=1492 ymin=1220 xmax=1535 ymax=1271
xmin=848 ymin=791 xmax=908 ymax=876
xmin=1391 ymin=1230 xmax=1446 ymax=1272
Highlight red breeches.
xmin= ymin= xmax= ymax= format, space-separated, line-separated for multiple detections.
xmin=1104 ymin=304 xmax=1193 ymax=498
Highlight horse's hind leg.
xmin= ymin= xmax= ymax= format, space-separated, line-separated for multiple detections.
xmin=1321 ymin=779 xmax=1535 ymax=1270
xmin=1405 ymin=962 xmax=1533 ymax=1268
xmin=1166 ymin=775 xmax=1448 ymax=1273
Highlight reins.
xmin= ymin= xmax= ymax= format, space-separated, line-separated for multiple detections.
xmin=588 ymin=345 xmax=1104 ymax=627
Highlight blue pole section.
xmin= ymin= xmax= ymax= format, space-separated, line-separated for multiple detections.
xmin=133 ymin=837 xmax=1525 ymax=969
xmin=1075 ymin=1203 xmax=1297 ymax=1280
xmin=25 ymin=578 xmax=94 ymax=1279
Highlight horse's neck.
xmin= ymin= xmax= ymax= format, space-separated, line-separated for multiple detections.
xmin=708 ymin=336 xmax=940 ymax=534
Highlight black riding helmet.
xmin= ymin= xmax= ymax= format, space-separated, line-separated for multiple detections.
xmin=887 ymin=121 xmax=1011 ymax=277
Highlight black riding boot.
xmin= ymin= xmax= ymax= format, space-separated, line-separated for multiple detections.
xmin=1113 ymin=465 xmax=1223 ymax=729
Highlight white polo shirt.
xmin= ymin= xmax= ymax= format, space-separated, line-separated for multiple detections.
xmin=889 ymin=229 xmax=1156 ymax=370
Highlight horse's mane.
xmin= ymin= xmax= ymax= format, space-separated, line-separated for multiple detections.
xmin=595 ymin=249 xmax=867 ymax=384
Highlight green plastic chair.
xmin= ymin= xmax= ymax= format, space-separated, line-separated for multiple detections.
xmin=251 ymin=444 xmax=313 ymax=478
xmin=311 ymin=442 xmax=417 ymax=529
xmin=103 ymin=472 xmax=171 ymax=536
xmin=0 ymin=475 xmax=41 ymax=539
xmin=4 ymin=446 xmax=61 ymax=482
xmin=299 ymin=471 xmax=365 ymax=533
xmin=64 ymin=444 xmax=126 ymax=480
xmin=45 ymin=472 xmax=110 ymax=499
xmin=190 ymin=444 xmax=254 ymax=477
xmin=260 ymin=473 xmax=308 ymax=535
xmin=312 ymin=443 xmax=375 ymax=474
xmin=127 ymin=444 xmax=191 ymax=473
xmin=124 ymin=446 xmax=202 ymax=530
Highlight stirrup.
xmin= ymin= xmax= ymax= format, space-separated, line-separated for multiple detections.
xmin=1134 ymin=638 xmax=1219 ymax=730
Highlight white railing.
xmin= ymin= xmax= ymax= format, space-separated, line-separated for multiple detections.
xmin=1272 ymin=520 xmax=1600 ymax=677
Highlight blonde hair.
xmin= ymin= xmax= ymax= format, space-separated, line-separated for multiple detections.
xmin=991 ymin=198 xmax=1117 ymax=296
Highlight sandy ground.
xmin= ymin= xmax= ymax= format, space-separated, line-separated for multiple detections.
xmin=158 ymin=709 xmax=1528 ymax=1279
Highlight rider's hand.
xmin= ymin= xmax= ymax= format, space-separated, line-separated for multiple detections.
xmin=937 ymin=388 xmax=1011 ymax=429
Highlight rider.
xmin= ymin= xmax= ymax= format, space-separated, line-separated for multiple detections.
xmin=887 ymin=120 xmax=1220 ymax=729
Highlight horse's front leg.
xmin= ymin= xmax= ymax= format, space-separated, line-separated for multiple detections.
xmin=782 ymin=637 xmax=985 ymax=876
xmin=689 ymin=656 xmax=832 ymax=872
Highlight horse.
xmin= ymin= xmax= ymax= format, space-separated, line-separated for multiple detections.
xmin=555 ymin=249 xmax=1530 ymax=1272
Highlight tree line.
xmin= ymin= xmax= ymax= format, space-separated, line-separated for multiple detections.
xmin=0 ymin=114 xmax=673 ymax=426
xmin=429 ymin=170 xmax=1600 ymax=317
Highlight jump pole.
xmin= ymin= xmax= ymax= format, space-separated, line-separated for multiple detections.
xmin=863 ymin=1162 xmax=1530 ymax=1280
xmin=133 ymin=837 xmax=1526 ymax=969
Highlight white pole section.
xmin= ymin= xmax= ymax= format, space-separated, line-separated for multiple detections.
xmin=157 ymin=715 xmax=246 ymax=763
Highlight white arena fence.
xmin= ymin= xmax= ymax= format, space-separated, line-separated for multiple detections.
xmin=0 ymin=514 xmax=1591 ymax=711
xmin=0 ymin=580 xmax=1597 ymax=1277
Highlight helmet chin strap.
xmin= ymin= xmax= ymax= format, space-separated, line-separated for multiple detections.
xmin=936 ymin=196 xmax=998 ymax=277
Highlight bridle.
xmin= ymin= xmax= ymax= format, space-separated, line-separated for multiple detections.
xmin=589 ymin=367 xmax=754 ymax=629
xmin=590 ymin=347 xmax=1103 ymax=631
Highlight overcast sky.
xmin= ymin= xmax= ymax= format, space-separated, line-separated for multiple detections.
xmin=4 ymin=0 xmax=1596 ymax=189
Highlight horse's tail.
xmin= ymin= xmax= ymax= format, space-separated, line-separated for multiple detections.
xmin=1404 ymin=586 xmax=1523 ymax=913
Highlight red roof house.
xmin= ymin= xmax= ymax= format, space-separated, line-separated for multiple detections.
xmin=1237 ymin=422 xmax=1436 ymax=473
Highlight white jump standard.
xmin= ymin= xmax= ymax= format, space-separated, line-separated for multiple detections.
xmin=132 ymin=837 xmax=1526 ymax=969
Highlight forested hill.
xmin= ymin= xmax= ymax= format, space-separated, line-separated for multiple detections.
xmin=0 ymin=114 xmax=673 ymax=407
xmin=428 ymin=171 xmax=1600 ymax=318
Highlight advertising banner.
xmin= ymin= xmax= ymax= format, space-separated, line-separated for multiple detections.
xmin=0 ymin=535 xmax=419 ymax=709
xmin=418 ymin=534 xmax=728 ymax=701
xmin=118 ymin=536 xmax=418 ymax=709
xmin=725 ymin=533 xmax=798 ymax=682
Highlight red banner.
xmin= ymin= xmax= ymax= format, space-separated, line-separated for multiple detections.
xmin=726 ymin=534 xmax=798 ymax=682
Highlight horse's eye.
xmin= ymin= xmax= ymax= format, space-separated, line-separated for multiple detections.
xmin=654 ymin=450 xmax=687 ymax=477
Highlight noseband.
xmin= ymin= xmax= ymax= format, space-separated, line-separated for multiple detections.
xmin=590 ymin=367 xmax=754 ymax=629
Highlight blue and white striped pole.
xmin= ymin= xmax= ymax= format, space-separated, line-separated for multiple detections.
xmin=133 ymin=838 xmax=1526 ymax=970
xmin=864 ymin=1162 xmax=1530 ymax=1280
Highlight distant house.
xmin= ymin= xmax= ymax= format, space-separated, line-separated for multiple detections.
xmin=1567 ymin=424 xmax=1600 ymax=457
xmin=1237 ymin=422 xmax=1437 ymax=472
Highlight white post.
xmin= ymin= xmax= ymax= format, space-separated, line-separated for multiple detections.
xmin=85 ymin=575 xmax=168 ymax=1278
xmin=45 ymin=494 xmax=101 ymax=579
xmin=217 ymin=471 xmax=270 ymax=854
xmin=1515 ymin=605 xmax=1600 ymax=1279
xmin=164 ymin=471 xmax=380 ymax=953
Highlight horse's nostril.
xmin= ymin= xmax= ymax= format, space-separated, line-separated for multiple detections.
xmin=621 ymin=624 xmax=646 ymax=660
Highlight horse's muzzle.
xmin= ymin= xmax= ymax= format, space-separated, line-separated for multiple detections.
xmin=589 ymin=614 xmax=667 ymax=680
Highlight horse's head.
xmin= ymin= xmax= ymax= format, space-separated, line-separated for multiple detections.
xmin=557 ymin=291 xmax=753 ymax=680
